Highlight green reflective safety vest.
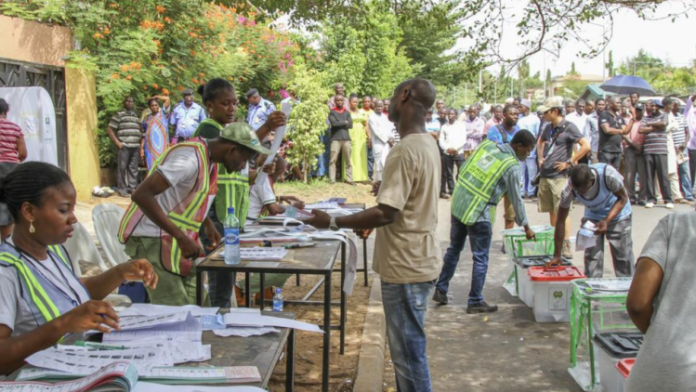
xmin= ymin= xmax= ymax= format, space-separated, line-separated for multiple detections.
xmin=0 ymin=243 xmax=75 ymax=327
xmin=194 ymin=119 xmax=250 ymax=227
xmin=451 ymin=140 xmax=519 ymax=225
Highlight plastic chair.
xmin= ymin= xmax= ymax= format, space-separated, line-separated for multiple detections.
xmin=63 ymin=221 xmax=132 ymax=305
xmin=63 ymin=222 xmax=110 ymax=276
xmin=92 ymin=204 xmax=130 ymax=268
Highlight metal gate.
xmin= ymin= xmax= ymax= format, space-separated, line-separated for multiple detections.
xmin=0 ymin=58 xmax=68 ymax=170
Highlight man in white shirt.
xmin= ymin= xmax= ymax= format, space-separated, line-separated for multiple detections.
xmin=461 ymin=105 xmax=485 ymax=156
xmin=685 ymin=94 xmax=696 ymax=188
xmin=565 ymin=99 xmax=588 ymax=134
xmin=584 ymin=98 xmax=606 ymax=163
xmin=438 ymin=108 xmax=467 ymax=198
xmin=367 ymin=100 xmax=394 ymax=181
xmin=517 ymin=99 xmax=541 ymax=197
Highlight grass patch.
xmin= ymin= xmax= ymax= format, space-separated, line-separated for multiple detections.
xmin=275 ymin=178 xmax=376 ymax=206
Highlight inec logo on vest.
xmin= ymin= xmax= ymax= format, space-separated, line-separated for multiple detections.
xmin=476 ymin=154 xmax=496 ymax=171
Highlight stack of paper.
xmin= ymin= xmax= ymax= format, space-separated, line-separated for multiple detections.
xmin=116 ymin=304 xmax=219 ymax=318
xmin=3 ymin=362 xmax=138 ymax=392
xmin=104 ymin=312 xmax=202 ymax=343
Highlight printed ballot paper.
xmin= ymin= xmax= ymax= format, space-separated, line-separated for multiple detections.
xmin=116 ymin=304 xmax=219 ymax=318
xmin=104 ymin=312 xmax=202 ymax=343
xmin=223 ymin=312 xmax=322 ymax=333
xmin=6 ymin=362 xmax=264 ymax=392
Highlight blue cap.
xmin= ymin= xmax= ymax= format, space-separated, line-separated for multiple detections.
xmin=228 ymin=207 xmax=235 ymax=214
xmin=276 ymin=288 xmax=281 ymax=293
xmin=651 ymin=98 xmax=663 ymax=108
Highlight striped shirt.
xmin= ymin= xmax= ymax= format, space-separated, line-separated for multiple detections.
xmin=0 ymin=118 xmax=23 ymax=163
xmin=108 ymin=110 xmax=142 ymax=148
xmin=642 ymin=113 xmax=669 ymax=155
xmin=672 ymin=113 xmax=688 ymax=147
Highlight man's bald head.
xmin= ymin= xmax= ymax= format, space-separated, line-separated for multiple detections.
xmin=388 ymin=78 xmax=436 ymax=128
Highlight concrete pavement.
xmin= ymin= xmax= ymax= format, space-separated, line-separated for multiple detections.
xmin=383 ymin=197 xmax=689 ymax=391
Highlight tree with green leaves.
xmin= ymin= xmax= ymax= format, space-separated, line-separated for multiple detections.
xmin=321 ymin=1 xmax=413 ymax=98
xmin=285 ymin=65 xmax=331 ymax=182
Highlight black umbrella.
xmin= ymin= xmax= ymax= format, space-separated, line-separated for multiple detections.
xmin=599 ymin=75 xmax=655 ymax=96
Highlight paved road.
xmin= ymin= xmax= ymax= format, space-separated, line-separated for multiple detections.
xmin=385 ymin=197 xmax=690 ymax=392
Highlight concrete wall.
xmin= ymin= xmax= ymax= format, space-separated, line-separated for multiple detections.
xmin=0 ymin=15 xmax=72 ymax=67
xmin=65 ymin=67 xmax=100 ymax=201
xmin=1 ymin=15 xmax=101 ymax=202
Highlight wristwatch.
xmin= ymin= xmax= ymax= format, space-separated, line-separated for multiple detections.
xmin=329 ymin=217 xmax=340 ymax=231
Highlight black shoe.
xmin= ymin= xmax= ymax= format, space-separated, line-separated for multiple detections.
xmin=501 ymin=242 xmax=507 ymax=254
xmin=432 ymin=288 xmax=448 ymax=305
xmin=467 ymin=301 xmax=498 ymax=314
xmin=440 ymin=193 xmax=451 ymax=200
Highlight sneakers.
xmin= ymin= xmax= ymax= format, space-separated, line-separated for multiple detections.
xmin=666 ymin=203 xmax=675 ymax=209
xmin=645 ymin=202 xmax=655 ymax=208
xmin=467 ymin=301 xmax=498 ymax=314
xmin=562 ymin=239 xmax=573 ymax=259
xmin=432 ymin=288 xmax=448 ymax=305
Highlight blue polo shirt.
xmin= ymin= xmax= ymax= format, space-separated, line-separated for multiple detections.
xmin=487 ymin=124 xmax=521 ymax=144
xmin=247 ymin=98 xmax=276 ymax=131
xmin=170 ymin=102 xmax=206 ymax=138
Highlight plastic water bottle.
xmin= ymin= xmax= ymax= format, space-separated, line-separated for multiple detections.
xmin=273 ymin=288 xmax=284 ymax=312
xmin=224 ymin=207 xmax=241 ymax=265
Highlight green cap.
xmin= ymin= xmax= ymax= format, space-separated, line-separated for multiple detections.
xmin=220 ymin=123 xmax=272 ymax=155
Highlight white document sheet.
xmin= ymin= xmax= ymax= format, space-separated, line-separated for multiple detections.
xmin=213 ymin=327 xmax=280 ymax=337
xmin=304 ymin=202 xmax=340 ymax=210
xmin=115 ymin=339 xmax=210 ymax=364
xmin=117 ymin=312 xmax=190 ymax=331
xmin=116 ymin=304 xmax=219 ymax=318
xmin=576 ymin=221 xmax=598 ymax=251
xmin=142 ymin=366 xmax=260 ymax=382
xmin=220 ymin=247 xmax=288 ymax=260
xmin=104 ymin=313 xmax=202 ymax=343
xmin=223 ymin=313 xmax=323 ymax=333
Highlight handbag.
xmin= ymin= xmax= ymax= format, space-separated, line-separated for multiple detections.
xmin=531 ymin=124 xmax=565 ymax=187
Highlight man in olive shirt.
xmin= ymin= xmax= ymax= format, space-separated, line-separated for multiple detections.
xmin=307 ymin=79 xmax=441 ymax=392
xmin=107 ymin=96 xmax=143 ymax=197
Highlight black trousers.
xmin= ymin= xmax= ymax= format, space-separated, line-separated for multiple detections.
xmin=624 ymin=147 xmax=647 ymax=203
xmin=644 ymin=153 xmax=673 ymax=203
xmin=598 ymin=150 xmax=622 ymax=171
xmin=117 ymin=146 xmax=140 ymax=193
xmin=441 ymin=154 xmax=464 ymax=194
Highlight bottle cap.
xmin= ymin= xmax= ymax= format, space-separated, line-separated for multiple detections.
xmin=276 ymin=288 xmax=281 ymax=293
xmin=228 ymin=207 xmax=235 ymax=214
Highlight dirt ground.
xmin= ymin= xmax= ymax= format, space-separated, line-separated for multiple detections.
xmin=83 ymin=181 xmax=378 ymax=392
xmin=267 ymin=274 xmax=374 ymax=392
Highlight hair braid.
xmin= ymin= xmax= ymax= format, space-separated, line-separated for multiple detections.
xmin=0 ymin=162 xmax=71 ymax=221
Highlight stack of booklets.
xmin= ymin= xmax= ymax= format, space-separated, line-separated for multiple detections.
xmin=1 ymin=362 xmax=265 ymax=391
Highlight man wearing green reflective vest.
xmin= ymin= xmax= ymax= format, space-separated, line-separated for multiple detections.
xmin=432 ymin=130 xmax=537 ymax=313
xmin=120 ymin=124 xmax=273 ymax=306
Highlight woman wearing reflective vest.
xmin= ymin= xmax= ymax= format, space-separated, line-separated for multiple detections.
xmin=0 ymin=162 xmax=158 ymax=376
xmin=191 ymin=79 xmax=285 ymax=308
xmin=119 ymin=118 xmax=276 ymax=306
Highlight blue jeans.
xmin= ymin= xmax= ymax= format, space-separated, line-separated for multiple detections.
xmin=435 ymin=216 xmax=492 ymax=305
xmin=678 ymin=161 xmax=695 ymax=200
xmin=367 ymin=145 xmax=374 ymax=179
xmin=200 ymin=214 xmax=234 ymax=308
xmin=523 ymin=156 xmax=538 ymax=196
xmin=382 ymin=279 xmax=435 ymax=392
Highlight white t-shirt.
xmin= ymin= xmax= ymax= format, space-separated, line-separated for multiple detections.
xmin=0 ymin=242 xmax=90 ymax=336
xmin=246 ymin=178 xmax=276 ymax=224
xmin=132 ymin=146 xmax=215 ymax=237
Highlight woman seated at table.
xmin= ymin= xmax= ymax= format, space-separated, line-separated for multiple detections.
xmin=0 ymin=162 xmax=158 ymax=376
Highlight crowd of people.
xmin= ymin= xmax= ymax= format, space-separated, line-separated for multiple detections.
xmin=1 ymin=76 xmax=696 ymax=391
